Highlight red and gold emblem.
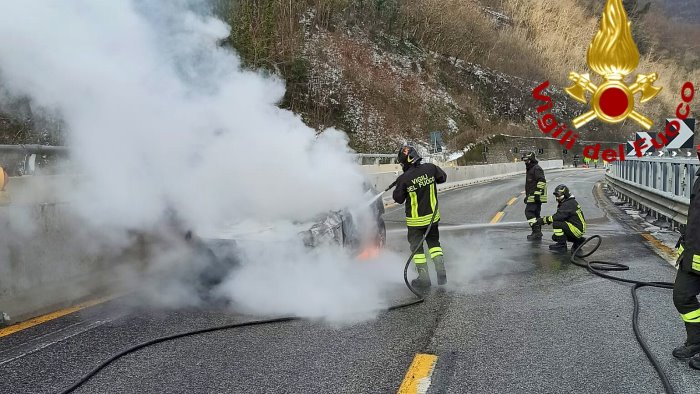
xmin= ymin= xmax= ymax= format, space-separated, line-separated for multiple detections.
xmin=566 ymin=0 xmax=661 ymax=130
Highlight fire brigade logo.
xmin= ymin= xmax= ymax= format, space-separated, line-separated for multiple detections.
xmin=566 ymin=0 xmax=661 ymax=130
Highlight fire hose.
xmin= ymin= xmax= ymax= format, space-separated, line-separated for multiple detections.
xmin=571 ymin=235 xmax=675 ymax=394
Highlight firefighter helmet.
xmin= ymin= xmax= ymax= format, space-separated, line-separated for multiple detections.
xmin=521 ymin=152 xmax=537 ymax=164
xmin=553 ymin=184 xmax=571 ymax=202
xmin=397 ymin=146 xmax=422 ymax=169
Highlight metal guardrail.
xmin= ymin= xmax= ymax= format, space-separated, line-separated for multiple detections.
xmin=0 ymin=145 xmax=69 ymax=176
xmin=0 ymin=145 xmax=69 ymax=154
xmin=607 ymin=157 xmax=698 ymax=227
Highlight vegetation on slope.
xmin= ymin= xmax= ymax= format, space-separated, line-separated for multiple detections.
xmin=1 ymin=0 xmax=699 ymax=154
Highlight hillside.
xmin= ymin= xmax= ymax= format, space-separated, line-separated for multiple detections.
xmin=1 ymin=0 xmax=699 ymax=155
xmin=653 ymin=0 xmax=700 ymax=22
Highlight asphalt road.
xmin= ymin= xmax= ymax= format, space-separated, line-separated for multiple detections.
xmin=2 ymin=168 xmax=700 ymax=394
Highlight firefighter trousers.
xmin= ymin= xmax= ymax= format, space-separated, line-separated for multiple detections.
xmin=674 ymin=262 xmax=700 ymax=344
xmin=525 ymin=203 xmax=542 ymax=227
xmin=552 ymin=221 xmax=584 ymax=243
xmin=407 ymin=224 xmax=442 ymax=266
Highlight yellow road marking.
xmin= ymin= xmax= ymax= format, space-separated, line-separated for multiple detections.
xmin=490 ymin=211 xmax=505 ymax=224
xmin=397 ymin=353 xmax=438 ymax=394
xmin=0 ymin=296 xmax=113 ymax=338
xmin=507 ymin=197 xmax=518 ymax=206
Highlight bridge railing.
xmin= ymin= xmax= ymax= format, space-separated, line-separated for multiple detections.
xmin=606 ymin=157 xmax=698 ymax=227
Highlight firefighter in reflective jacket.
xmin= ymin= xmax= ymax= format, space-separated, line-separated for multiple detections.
xmin=672 ymin=146 xmax=700 ymax=368
xmin=393 ymin=146 xmax=447 ymax=290
xmin=523 ymin=152 xmax=547 ymax=241
xmin=535 ymin=184 xmax=586 ymax=253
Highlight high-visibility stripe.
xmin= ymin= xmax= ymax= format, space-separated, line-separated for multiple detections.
xmin=413 ymin=253 xmax=427 ymax=264
xmin=678 ymin=244 xmax=685 ymax=256
xmin=682 ymin=308 xmax=700 ymax=323
xmin=693 ymin=255 xmax=700 ymax=272
xmin=409 ymin=191 xmax=419 ymax=219
xmin=430 ymin=184 xmax=437 ymax=212
xmin=429 ymin=247 xmax=443 ymax=258
xmin=533 ymin=191 xmax=542 ymax=195
xmin=546 ymin=216 xmax=553 ymax=224
xmin=577 ymin=207 xmax=586 ymax=233
xmin=567 ymin=222 xmax=583 ymax=238
xmin=540 ymin=184 xmax=548 ymax=203
xmin=528 ymin=218 xmax=537 ymax=224
xmin=553 ymin=229 xmax=564 ymax=236
xmin=406 ymin=211 xmax=440 ymax=227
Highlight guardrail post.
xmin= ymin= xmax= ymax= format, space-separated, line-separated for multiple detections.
xmin=644 ymin=161 xmax=648 ymax=187
xmin=0 ymin=311 xmax=9 ymax=327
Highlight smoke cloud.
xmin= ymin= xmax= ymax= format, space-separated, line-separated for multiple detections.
xmin=0 ymin=1 xmax=393 ymax=322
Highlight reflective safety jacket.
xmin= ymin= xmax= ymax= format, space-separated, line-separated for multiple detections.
xmin=681 ymin=169 xmax=700 ymax=272
xmin=393 ymin=163 xmax=447 ymax=227
xmin=525 ymin=162 xmax=547 ymax=204
xmin=544 ymin=196 xmax=586 ymax=237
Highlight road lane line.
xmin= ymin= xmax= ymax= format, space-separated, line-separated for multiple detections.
xmin=507 ymin=197 xmax=518 ymax=206
xmin=397 ymin=353 xmax=438 ymax=394
xmin=0 ymin=319 xmax=110 ymax=366
xmin=0 ymin=296 xmax=113 ymax=338
xmin=490 ymin=211 xmax=505 ymax=224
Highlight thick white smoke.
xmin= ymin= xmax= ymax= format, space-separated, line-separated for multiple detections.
xmin=0 ymin=1 xmax=393 ymax=321
xmin=0 ymin=1 xmax=365 ymax=229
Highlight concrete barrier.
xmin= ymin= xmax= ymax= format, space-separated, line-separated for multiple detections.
xmin=0 ymin=202 xmax=141 ymax=324
xmin=0 ymin=176 xmax=139 ymax=324
xmin=362 ymin=160 xmax=563 ymax=194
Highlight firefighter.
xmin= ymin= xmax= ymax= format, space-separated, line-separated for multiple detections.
xmin=393 ymin=146 xmax=447 ymax=290
xmin=672 ymin=145 xmax=700 ymax=368
xmin=535 ymin=184 xmax=586 ymax=252
xmin=523 ymin=152 xmax=547 ymax=241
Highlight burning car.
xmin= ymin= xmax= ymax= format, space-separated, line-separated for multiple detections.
xmin=152 ymin=181 xmax=388 ymax=302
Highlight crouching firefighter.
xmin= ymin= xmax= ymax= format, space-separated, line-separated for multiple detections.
xmin=523 ymin=152 xmax=547 ymax=241
xmin=672 ymin=145 xmax=700 ymax=368
xmin=535 ymin=184 xmax=586 ymax=253
xmin=393 ymin=146 xmax=447 ymax=290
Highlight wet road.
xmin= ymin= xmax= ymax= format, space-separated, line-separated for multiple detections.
xmin=2 ymin=168 xmax=700 ymax=393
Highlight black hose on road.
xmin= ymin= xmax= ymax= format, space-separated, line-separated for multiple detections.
xmin=570 ymin=235 xmax=675 ymax=394
xmin=58 ymin=190 xmax=436 ymax=394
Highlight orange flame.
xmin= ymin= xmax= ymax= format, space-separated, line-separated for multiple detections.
xmin=586 ymin=0 xmax=640 ymax=78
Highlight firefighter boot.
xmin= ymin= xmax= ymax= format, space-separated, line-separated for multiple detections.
xmin=673 ymin=343 xmax=700 ymax=360
xmin=549 ymin=241 xmax=567 ymax=252
xmin=411 ymin=265 xmax=432 ymax=290
xmin=433 ymin=255 xmax=447 ymax=286
xmin=571 ymin=237 xmax=587 ymax=256
xmin=690 ymin=354 xmax=700 ymax=370
xmin=527 ymin=224 xmax=543 ymax=241
xmin=674 ymin=324 xmax=700 ymax=359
